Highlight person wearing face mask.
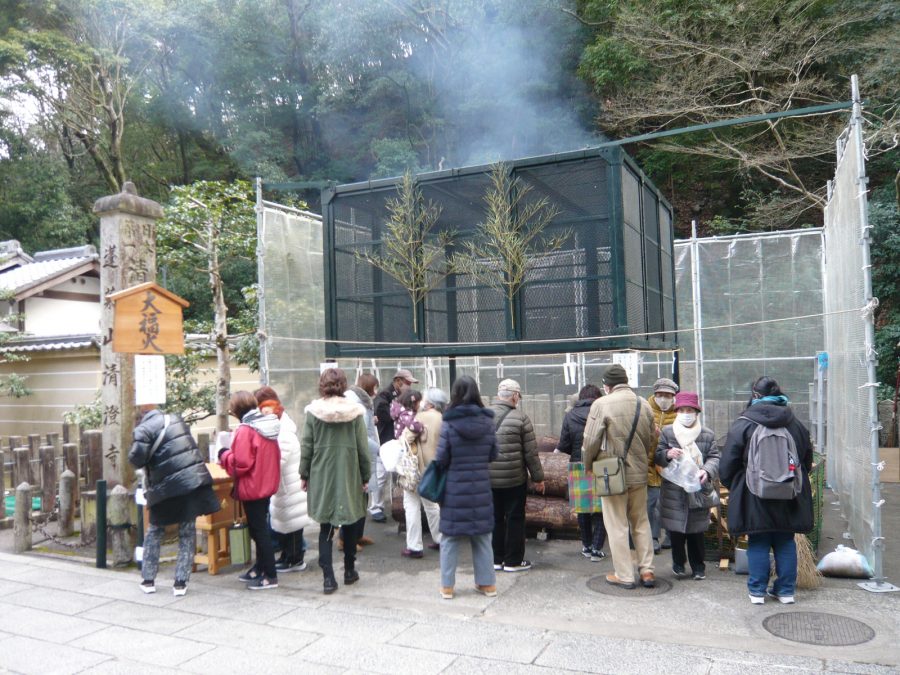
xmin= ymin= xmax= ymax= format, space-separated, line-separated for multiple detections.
xmin=647 ymin=378 xmax=678 ymax=553
xmin=655 ymin=392 xmax=720 ymax=581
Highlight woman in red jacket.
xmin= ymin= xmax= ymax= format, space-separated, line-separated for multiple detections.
xmin=220 ymin=390 xmax=281 ymax=590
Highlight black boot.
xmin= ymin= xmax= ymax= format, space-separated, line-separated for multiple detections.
xmin=322 ymin=566 xmax=338 ymax=594
xmin=343 ymin=520 xmax=360 ymax=585
xmin=344 ymin=560 xmax=360 ymax=585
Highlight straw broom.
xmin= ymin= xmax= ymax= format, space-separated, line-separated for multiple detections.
xmin=795 ymin=533 xmax=822 ymax=589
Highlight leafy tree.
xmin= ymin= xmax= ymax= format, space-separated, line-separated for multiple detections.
xmin=452 ymin=163 xmax=567 ymax=334
xmin=575 ymin=0 xmax=899 ymax=230
xmin=0 ymin=147 xmax=96 ymax=250
xmin=156 ymin=180 xmax=255 ymax=431
xmin=63 ymin=393 xmax=102 ymax=429
xmin=164 ymin=351 xmax=215 ymax=425
xmin=357 ymin=171 xmax=456 ymax=334
xmin=0 ymin=272 xmax=30 ymax=398
xmin=1 ymin=0 xmax=162 ymax=192
xmin=871 ymin=180 xmax=900 ymax=397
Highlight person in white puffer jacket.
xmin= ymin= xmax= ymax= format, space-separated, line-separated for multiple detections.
xmin=255 ymin=386 xmax=312 ymax=572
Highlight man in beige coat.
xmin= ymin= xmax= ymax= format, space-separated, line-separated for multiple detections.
xmin=582 ymin=364 xmax=658 ymax=589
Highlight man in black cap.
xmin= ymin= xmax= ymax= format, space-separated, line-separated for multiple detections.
xmin=582 ymin=364 xmax=658 ymax=590
xmin=371 ymin=368 xmax=418 ymax=523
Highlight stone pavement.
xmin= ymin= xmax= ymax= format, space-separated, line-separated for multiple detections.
xmin=0 ymin=487 xmax=899 ymax=674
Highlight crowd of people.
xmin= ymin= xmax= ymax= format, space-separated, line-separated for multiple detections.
xmin=129 ymin=364 xmax=814 ymax=606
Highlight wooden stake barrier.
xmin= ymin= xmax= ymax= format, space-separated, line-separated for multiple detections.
xmin=39 ymin=445 xmax=56 ymax=515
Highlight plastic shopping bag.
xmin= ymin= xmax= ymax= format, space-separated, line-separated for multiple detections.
xmin=660 ymin=455 xmax=702 ymax=493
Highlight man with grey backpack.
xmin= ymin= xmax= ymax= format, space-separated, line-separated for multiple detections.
xmin=720 ymin=376 xmax=814 ymax=606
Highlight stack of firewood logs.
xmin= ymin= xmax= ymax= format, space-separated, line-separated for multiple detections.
xmin=391 ymin=435 xmax=580 ymax=537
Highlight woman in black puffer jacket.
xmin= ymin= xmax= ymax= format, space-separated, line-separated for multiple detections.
xmin=129 ymin=405 xmax=220 ymax=597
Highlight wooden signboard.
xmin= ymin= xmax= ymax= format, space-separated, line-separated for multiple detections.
xmin=107 ymin=282 xmax=190 ymax=354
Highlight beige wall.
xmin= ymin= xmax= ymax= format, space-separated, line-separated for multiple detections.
xmin=0 ymin=347 xmax=258 ymax=440
xmin=21 ymin=275 xmax=102 ymax=336
xmin=0 ymin=349 xmax=99 ymax=438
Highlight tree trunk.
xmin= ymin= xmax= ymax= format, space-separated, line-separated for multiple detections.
xmin=210 ymin=218 xmax=231 ymax=432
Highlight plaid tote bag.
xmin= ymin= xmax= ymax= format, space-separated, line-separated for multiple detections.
xmin=567 ymin=462 xmax=602 ymax=513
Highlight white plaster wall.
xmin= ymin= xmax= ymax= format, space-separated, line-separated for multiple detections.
xmin=23 ymin=276 xmax=101 ymax=336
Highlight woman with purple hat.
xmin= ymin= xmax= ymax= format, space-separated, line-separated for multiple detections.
xmin=654 ymin=392 xmax=720 ymax=581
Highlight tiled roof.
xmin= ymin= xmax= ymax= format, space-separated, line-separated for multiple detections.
xmin=1 ymin=334 xmax=98 ymax=353
xmin=0 ymin=254 xmax=98 ymax=296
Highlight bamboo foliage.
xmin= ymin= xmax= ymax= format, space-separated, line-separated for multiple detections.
xmin=452 ymin=163 xmax=569 ymax=332
xmin=356 ymin=172 xmax=457 ymax=334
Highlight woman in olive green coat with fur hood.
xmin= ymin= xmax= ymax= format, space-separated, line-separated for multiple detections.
xmin=300 ymin=368 xmax=371 ymax=594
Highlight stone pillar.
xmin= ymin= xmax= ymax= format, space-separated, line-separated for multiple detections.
xmin=58 ymin=470 xmax=76 ymax=537
xmin=93 ymin=182 xmax=162 ymax=489
xmin=108 ymin=484 xmax=132 ymax=565
xmin=14 ymin=482 xmax=32 ymax=553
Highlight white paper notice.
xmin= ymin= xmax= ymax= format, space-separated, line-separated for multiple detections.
xmin=135 ymin=354 xmax=166 ymax=405
xmin=612 ymin=352 xmax=640 ymax=388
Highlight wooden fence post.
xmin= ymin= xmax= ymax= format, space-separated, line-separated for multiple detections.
xmin=39 ymin=445 xmax=56 ymax=515
xmin=14 ymin=482 xmax=31 ymax=553
xmin=63 ymin=443 xmax=79 ymax=480
xmin=108 ymin=484 xmax=131 ymax=566
xmin=27 ymin=434 xmax=41 ymax=462
xmin=13 ymin=447 xmax=32 ymax=488
xmin=84 ymin=431 xmax=103 ymax=485
xmin=58 ymin=470 xmax=76 ymax=537
xmin=9 ymin=436 xmax=21 ymax=484
xmin=47 ymin=431 xmax=61 ymax=458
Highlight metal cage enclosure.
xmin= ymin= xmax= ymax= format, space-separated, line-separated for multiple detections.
xmin=322 ymin=147 xmax=676 ymax=358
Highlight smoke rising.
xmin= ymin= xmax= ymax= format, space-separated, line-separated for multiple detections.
xmin=430 ymin=5 xmax=600 ymax=166
xmin=316 ymin=0 xmax=600 ymax=175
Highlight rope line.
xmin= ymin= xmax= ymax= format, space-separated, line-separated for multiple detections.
xmin=266 ymin=304 xmax=867 ymax=349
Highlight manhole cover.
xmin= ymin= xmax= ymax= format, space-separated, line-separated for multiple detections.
xmin=586 ymin=576 xmax=672 ymax=596
xmin=763 ymin=612 xmax=875 ymax=646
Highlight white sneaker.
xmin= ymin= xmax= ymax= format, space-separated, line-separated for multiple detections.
xmin=749 ymin=594 xmax=765 ymax=605
xmin=767 ymin=590 xmax=795 ymax=604
xmin=173 ymin=583 xmax=187 ymax=597
xmin=493 ymin=563 xmax=503 ymax=571
xmin=140 ymin=581 xmax=156 ymax=594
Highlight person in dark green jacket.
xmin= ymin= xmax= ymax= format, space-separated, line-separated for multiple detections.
xmin=300 ymin=368 xmax=371 ymax=595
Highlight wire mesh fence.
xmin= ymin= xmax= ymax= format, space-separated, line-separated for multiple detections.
xmin=258 ymin=91 xmax=882 ymax=574
xmin=822 ymin=83 xmax=886 ymax=583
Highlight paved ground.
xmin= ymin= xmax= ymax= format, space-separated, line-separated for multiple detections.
xmin=0 ymin=486 xmax=898 ymax=674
